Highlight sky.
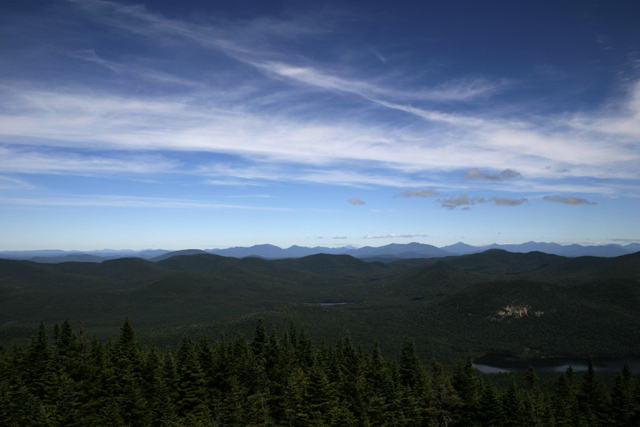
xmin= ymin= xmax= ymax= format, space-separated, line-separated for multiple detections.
xmin=1 ymin=0 xmax=639 ymax=251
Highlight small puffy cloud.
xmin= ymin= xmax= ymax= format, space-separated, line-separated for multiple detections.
xmin=332 ymin=236 xmax=347 ymax=239
xmin=491 ymin=196 xmax=527 ymax=206
xmin=464 ymin=168 xmax=521 ymax=181
xmin=543 ymin=195 xmax=597 ymax=205
xmin=439 ymin=194 xmax=485 ymax=209
xmin=348 ymin=197 xmax=365 ymax=205
xmin=394 ymin=188 xmax=438 ymax=198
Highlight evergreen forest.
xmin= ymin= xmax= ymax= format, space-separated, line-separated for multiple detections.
xmin=2 ymin=318 xmax=640 ymax=427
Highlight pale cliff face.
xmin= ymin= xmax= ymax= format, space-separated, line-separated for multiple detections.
xmin=493 ymin=305 xmax=544 ymax=321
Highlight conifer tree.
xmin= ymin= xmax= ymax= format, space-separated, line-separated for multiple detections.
xmin=305 ymin=360 xmax=336 ymax=426
xmin=477 ymin=383 xmax=503 ymax=427
xmin=24 ymin=322 xmax=51 ymax=399
xmin=553 ymin=368 xmax=580 ymax=427
xmin=451 ymin=354 xmax=481 ymax=425
xmin=252 ymin=318 xmax=267 ymax=358
xmin=502 ymin=379 xmax=526 ymax=427
xmin=428 ymin=359 xmax=460 ymax=427
xmin=578 ymin=358 xmax=611 ymax=425
xmin=365 ymin=342 xmax=398 ymax=426
xmin=610 ymin=362 xmax=635 ymax=426
xmin=175 ymin=335 xmax=208 ymax=418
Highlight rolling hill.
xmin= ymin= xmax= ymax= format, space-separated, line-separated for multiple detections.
xmin=0 ymin=249 xmax=638 ymax=363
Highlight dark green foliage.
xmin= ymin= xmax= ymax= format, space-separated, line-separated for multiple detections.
xmin=578 ymin=359 xmax=611 ymax=426
xmin=0 ymin=319 xmax=636 ymax=426
xmin=2 ymin=251 xmax=640 ymax=365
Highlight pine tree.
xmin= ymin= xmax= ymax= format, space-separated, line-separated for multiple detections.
xmin=610 ymin=362 xmax=635 ymax=426
xmin=175 ymin=334 xmax=208 ymax=418
xmin=365 ymin=342 xmax=398 ymax=426
xmin=578 ymin=358 xmax=611 ymax=426
xmin=502 ymin=379 xmax=526 ymax=427
xmin=24 ymin=322 xmax=52 ymax=400
xmin=477 ymin=383 xmax=504 ymax=427
xmin=428 ymin=359 xmax=460 ymax=427
xmin=451 ymin=354 xmax=481 ymax=425
xmin=295 ymin=324 xmax=315 ymax=369
xmin=524 ymin=365 xmax=551 ymax=427
xmin=305 ymin=360 xmax=336 ymax=426
xmin=553 ymin=368 xmax=580 ymax=427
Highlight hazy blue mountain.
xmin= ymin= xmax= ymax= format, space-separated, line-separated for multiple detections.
xmin=347 ymin=242 xmax=451 ymax=258
xmin=151 ymin=249 xmax=210 ymax=262
xmin=1 ymin=241 xmax=636 ymax=263
xmin=29 ymin=254 xmax=108 ymax=263
xmin=208 ymin=244 xmax=288 ymax=258
xmin=0 ymin=249 xmax=171 ymax=262
xmin=477 ymin=241 xmax=633 ymax=257
xmin=0 ymin=250 xmax=72 ymax=260
xmin=440 ymin=242 xmax=479 ymax=255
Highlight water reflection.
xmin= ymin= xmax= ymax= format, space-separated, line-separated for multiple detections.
xmin=473 ymin=353 xmax=640 ymax=373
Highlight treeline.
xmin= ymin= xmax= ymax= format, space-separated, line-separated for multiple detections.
xmin=1 ymin=319 xmax=639 ymax=426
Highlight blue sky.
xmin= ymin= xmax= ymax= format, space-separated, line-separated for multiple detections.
xmin=1 ymin=0 xmax=639 ymax=251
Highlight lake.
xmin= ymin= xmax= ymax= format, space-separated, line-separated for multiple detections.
xmin=473 ymin=353 xmax=640 ymax=373
xmin=313 ymin=302 xmax=354 ymax=306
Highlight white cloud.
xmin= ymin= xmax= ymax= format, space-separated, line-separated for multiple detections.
xmin=348 ymin=197 xmax=365 ymax=205
xmin=0 ymin=146 xmax=179 ymax=175
xmin=0 ymin=0 xmax=638 ymax=198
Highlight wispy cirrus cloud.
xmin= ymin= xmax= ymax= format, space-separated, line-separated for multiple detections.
xmin=252 ymin=61 xmax=504 ymax=103
xmin=0 ymin=0 xmax=639 ymax=199
xmin=0 ymin=194 xmax=288 ymax=210
xmin=0 ymin=145 xmax=180 ymax=176
xmin=0 ymin=176 xmax=35 ymax=190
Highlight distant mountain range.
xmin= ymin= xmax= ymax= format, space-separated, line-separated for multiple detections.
xmin=0 ymin=241 xmax=638 ymax=263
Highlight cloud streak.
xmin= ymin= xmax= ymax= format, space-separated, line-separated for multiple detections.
xmin=394 ymin=189 xmax=438 ymax=198
xmin=439 ymin=194 xmax=527 ymax=209
xmin=464 ymin=168 xmax=521 ymax=181
xmin=439 ymin=194 xmax=486 ymax=210
xmin=0 ymin=0 xmax=638 ymax=199
xmin=491 ymin=196 xmax=527 ymax=206
xmin=543 ymin=195 xmax=597 ymax=205
xmin=0 ymin=194 xmax=289 ymax=210
xmin=363 ymin=234 xmax=429 ymax=239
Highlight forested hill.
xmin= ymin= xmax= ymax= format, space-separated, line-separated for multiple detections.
xmin=1 ymin=319 xmax=638 ymax=426
xmin=0 ymin=250 xmax=639 ymax=363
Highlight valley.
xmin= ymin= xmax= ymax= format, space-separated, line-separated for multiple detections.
xmin=1 ymin=249 xmax=638 ymax=365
